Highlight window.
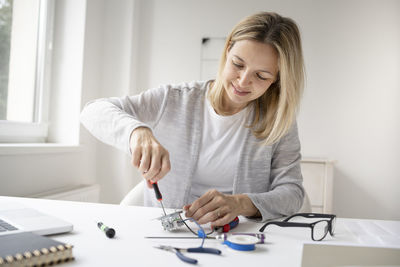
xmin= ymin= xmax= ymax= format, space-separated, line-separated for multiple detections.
xmin=0 ymin=0 xmax=54 ymax=143
xmin=0 ymin=0 xmax=12 ymax=120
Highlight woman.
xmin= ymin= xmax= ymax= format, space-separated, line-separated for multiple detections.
xmin=80 ymin=12 xmax=305 ymax=227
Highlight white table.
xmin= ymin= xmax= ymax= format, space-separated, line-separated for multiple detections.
xmin=1 ymin=196 xmax=399 ymax=267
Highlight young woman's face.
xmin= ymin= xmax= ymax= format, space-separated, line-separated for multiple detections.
xmin=221 ymin=40 xmax=279 ymax=114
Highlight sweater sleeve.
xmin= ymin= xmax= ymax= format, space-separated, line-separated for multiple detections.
xmin=246 ymin=122 xmax=305 ymax=222
xmin=80 ymin=86 xmax=169 ymax=155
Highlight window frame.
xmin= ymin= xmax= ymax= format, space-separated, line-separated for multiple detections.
xmin=0 ymin=0 xmax=54 ymax=143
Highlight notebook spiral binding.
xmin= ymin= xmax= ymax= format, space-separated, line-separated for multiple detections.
xmin=0 ymin=244 xmax=74 ymax=267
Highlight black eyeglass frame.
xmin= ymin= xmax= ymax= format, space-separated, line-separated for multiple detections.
xmin=283 ymin=213 xmax=336 ymax=236
xmin=259 ymin=213 xmax=336 ymax=241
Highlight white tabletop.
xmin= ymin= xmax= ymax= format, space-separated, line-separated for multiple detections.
xmin=1 ymin=196 xmax=399 ymax=267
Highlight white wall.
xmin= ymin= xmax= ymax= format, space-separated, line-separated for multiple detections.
xmin=129 ymin=0 xmax=400 ymax=220
xmin=81 ymin=0 xmax=142 ymax=203
xmin=297 ymin=1 xmax=400 ymax=220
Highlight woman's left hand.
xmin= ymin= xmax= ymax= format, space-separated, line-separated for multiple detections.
xmin=183 ymin=189 xmax=259 ymax=228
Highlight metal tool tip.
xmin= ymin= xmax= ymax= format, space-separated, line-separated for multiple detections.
xmin=160 ymin=201 xmax=167 ymax=216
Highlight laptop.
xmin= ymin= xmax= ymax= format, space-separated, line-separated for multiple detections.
xmin=0 ymin=202 xmax=73 ymax=236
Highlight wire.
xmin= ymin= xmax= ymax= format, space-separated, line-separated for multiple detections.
xmin=179 ymin=214 xmax=215 ymax=236
xmin=180 ymin=217 xmax=197 ymax=236
xmin=178 ymin=214 xmax=215 ymax=247
xmin=207 ymin=228 xmax=215 ymax=235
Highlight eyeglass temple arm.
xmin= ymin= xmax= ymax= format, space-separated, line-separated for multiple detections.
xmin=259 ymin=221 xmax=310 ymax=232
xmin=284 ymin=213 xmax=335 ymax=222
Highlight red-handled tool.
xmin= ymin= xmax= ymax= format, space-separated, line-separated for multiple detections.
xmin=151 ymin=181 xmax=167 ymax=216
xmin=215 ymin=217 xmax=239 ymax=233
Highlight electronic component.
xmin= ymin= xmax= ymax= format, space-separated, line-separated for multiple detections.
xmin=157 ymin=211 xmax=185 ymax=231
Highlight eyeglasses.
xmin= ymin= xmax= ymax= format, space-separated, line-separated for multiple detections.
xmin=285 ymin=213 xmax=336 ymax=236
xmin=259 ymin=213 xmax=336 ymax=241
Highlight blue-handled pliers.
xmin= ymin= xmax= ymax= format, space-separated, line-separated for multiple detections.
xmin=154 ymin=245 xmax=221 ymax=264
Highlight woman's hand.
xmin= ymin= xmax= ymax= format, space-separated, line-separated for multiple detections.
xmin=129 ymin=127 xmax=171 ymax=188
xmin=183 ymin=189 xmax=259 ymax=228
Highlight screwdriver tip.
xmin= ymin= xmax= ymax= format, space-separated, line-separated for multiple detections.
xmin=160 ymin=200 xmax=167 ymax=216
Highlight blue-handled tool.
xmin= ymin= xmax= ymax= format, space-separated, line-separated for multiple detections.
xmin=155 ymin=245 xmax=197 ymax=264
xmin=185 ymin=247 xmax=221 ymax=254
xmin=154 ymin=245 xmax=221 ymax=264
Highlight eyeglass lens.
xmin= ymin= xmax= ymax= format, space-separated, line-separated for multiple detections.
xmin=313 ymin=220 xmax=329 ymax=241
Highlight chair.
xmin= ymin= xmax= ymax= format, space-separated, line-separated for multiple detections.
xmin=120 ymin=180 xmax=144 ymax=206
xmin=120 ymin=179 xmax=311 ymax=213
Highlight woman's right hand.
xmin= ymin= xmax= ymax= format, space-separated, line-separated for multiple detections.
xmin=129 ymin=127 xmax=171 ymax=188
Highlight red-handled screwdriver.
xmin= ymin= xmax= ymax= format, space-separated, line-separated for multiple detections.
xmin=214 ymin=217 xmax=239 ymax=233
xmin=151 ymin=181 xmax=167 ymax=216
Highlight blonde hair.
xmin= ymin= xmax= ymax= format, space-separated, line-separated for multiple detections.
xmin=208 ymin=12 xmax=305 ymax=145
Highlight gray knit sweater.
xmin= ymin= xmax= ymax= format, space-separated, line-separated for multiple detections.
xmin=80 ymin=80 xmax=304 ymax=221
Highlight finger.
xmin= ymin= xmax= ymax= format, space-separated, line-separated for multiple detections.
xmin=211 ymin=213 xmax=232 ymax=228
xmin=185 ymin=191 xmax=213 ymax=217
xmin=146 ymin=152 xmax=162 ymax=182
xmin=149 ymin=169 xmax=161 ymax=183
xmin=183 ymin=204 xmax=191 ymax=212
xmin=131 ymin=148 xmax=142 ymax=168
xmin=192 ymin=201 xmax=220 ymax=223
xmin=154 ymin=154 xmax=171 ymax=182
xmin=196 ymin=205 xmax=229 ymax=225
xmin=138 ymin=151 xmax=151 ymax=175
xmin=186 ymin=190 xmax=219 ymax=218
xmin=146 ymin=179 xmax=153 ymax=189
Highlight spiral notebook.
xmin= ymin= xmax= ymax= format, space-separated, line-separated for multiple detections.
xmin=0 ymin=231 xmax=74 ymax=266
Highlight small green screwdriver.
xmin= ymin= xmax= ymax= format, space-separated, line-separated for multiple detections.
xmin=97 ymin=222 xmax=116 ymax=238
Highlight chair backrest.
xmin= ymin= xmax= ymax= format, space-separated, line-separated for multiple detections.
xmin=120 ymin=180 xmax=144 ymax=206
